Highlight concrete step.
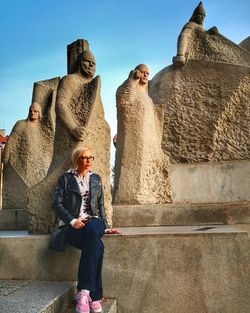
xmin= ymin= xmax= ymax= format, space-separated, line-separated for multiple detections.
xmin=0 ymin=280 xmax=117 ymax=313
xmin=0 ymin=225 xmax=250 ymax=313
xmin=113 ymin=201 xmax=250 ymax=227
xmin=0 ymin=280 xmax=75 ymax=313
xmin=0 ymin=225 xmax=247 ymax=281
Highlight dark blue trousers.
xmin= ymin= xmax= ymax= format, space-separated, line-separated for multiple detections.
xmin=65 ymin=218 xmax=105 ymax=301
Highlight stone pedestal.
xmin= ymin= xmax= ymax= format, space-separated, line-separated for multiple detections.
xmin=1 ymin=226 xmax=250 ymax=313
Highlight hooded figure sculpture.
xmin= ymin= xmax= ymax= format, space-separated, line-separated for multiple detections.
xmin=114 ymin=64 xmax=172 ymax=205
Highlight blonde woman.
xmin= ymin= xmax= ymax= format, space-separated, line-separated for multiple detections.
xmin=52 ymin=146 xmax=119 ymax=313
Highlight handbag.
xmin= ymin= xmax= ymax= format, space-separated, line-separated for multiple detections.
xmin=48 ymin=226 xmax=67 ymax=252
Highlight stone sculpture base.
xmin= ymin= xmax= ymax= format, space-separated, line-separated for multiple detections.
xmin=1 ymin=225 xmax=250 ymax=313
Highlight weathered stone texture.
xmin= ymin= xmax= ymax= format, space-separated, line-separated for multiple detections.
xmin=2 ymin=78 xmax=59 ymax=209
xmin=187 ymin=29 xmax=250 ymax=66
xmin=239 ymin=36 xmax=250 ymax=52
xmin=114 ymin=68 xmax=171 ymax=205
xmin=149 ymin=61 xmax=250 ymax=163
xmin=27 ymin=44 xmax=112 ymax=233
xmin=27 ymin=79 xmax=112 ymax=233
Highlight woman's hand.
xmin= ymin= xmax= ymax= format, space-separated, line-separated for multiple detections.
xmin=105 ymin=228 xmax=121 ymax=235
xmin=72 ymin=218 xmax=86 ymax=229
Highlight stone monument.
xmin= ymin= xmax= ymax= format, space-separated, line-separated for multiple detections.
xmin=1 ymin=6 xmax=250 ymax=313
xmin=150 ymin=2 xmax=250 ymax=164
xmin=27 ymin=39 xmax=112 ymax=233
xmin=1 ymin=78 xmax=58 ymax=209
xmin=113 ymin=64 xmax=171 ymax=205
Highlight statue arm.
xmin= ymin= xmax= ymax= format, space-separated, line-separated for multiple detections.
xmin=56 ymin=76 xmax=88 ymax=140
xmin=116 ymin=70 xmax=140 ymax=105
xmin=173 ymin=23 xmax=195 ymax=66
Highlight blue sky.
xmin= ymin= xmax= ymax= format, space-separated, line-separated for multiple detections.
xmin=0 ymin=0 xmax=249 ymax=164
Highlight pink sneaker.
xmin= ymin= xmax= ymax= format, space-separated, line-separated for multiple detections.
xmin=90 ymin=300 xmax=102 ymax=313
xmin=76 ymin=290 xmax=90 ymax=313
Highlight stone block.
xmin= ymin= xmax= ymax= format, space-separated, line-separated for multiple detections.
xmin=171 ymin=159 xmax=250 ymax=203
xmin=0 ymin=280 xmax=75 ymax=313
xmin=0 ymin=226 xmax=250 ymax=313
xmin=113 ymin=202 xmax=250 ymax=227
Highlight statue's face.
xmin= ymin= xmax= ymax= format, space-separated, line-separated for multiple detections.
xmin=194 ymin=12 xmax=205 ymax=25
xmin=80 ymin=57 xmax=96 ymax=78
xmin=28 ymin=103 xmax=41 ymax=121
xmin=137 ymin=65 xmax=150 ymax=85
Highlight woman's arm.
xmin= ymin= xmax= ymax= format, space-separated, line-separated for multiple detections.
xmin=98 ymin=181 xmax=109 ymax=229
xmin=52 ymin=174 xmax=75 ymax=225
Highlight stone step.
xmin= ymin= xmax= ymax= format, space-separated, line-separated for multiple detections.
xmin=0 ymin=225 xmax=249 ymax=313
xmin=113 ymin=201 xmax=250 ymax=227
xmin=0 ymin=280 xmax=117 ymax=313
xmin=0 ymin=280 xmax=75 ymax=313
xmin=1 ymin=201 xmax=250 ymax=231
xmin=0 ymin=225 xmax=247 ymax=281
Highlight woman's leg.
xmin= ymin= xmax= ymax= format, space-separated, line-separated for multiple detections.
xmin=89 ymin=239 xmax=104 ymax=301
xmin=66 ymin=219 xmax=105 ymax=300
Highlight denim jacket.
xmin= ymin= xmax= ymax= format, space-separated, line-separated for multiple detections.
xmin=52 ymin=171 xmax=108 ymax=229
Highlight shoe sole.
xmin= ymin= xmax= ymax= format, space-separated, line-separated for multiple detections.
xmin=90 ymin=307 xmax=102 ymax=313
xmin=76 ymin=306 xmax=90 ymax=313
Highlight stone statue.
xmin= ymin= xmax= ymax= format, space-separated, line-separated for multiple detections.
xmin=2 ymin=84 xmax=56 ymax=210
xmin=27 ymin=41 xmax=112 ymax=233
xmin=172 ymin=2 xmax=249 ymax=67
xmin=173 ymin=2 xmax=219 ymax=67
xmin=150 ymin=3 xmax=250 ymax=163
xmin=114 ymin=64 xmax=172 ymax=205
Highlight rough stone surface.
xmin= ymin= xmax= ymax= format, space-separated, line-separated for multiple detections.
xmin=0 ymin=279 xmax=117 ymax=313
xmin=0 ymin=279 xmax=31 ymax=296
xmin=2 ymin=78 xmax=59 ymax=209
xmin=239 ymin=36 xmax=250 ymax=52
xmin=173 ymin=2 xmax=250 ymax=67
xmin=153 ymin=2 xmax=250 ymax=164
xmin=26 ymin=40 xmax=112 ymax=233
xmin=149 ymin=60 xmax=250 ymax=163
xmin=184 ymin=28 xmax=250 ymax=66
xmin=0 ymin=280 xmax=75 ymax=313
xmin=114 ymin=65 xmax=171 ymax=205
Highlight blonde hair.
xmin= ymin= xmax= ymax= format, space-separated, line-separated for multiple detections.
xmin=71 ymin=146 xmax=92 ymax=169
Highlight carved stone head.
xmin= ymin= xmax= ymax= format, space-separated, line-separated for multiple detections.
xmin=28 ymin=102 xmax=42 ymax=121
xmin=189 ymin=1 xmax=206 ymax=25
xmin=77 ymin=49 xmax=96 ymax=78
xmin=135 ymin=64 xmax=150 ymax=86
